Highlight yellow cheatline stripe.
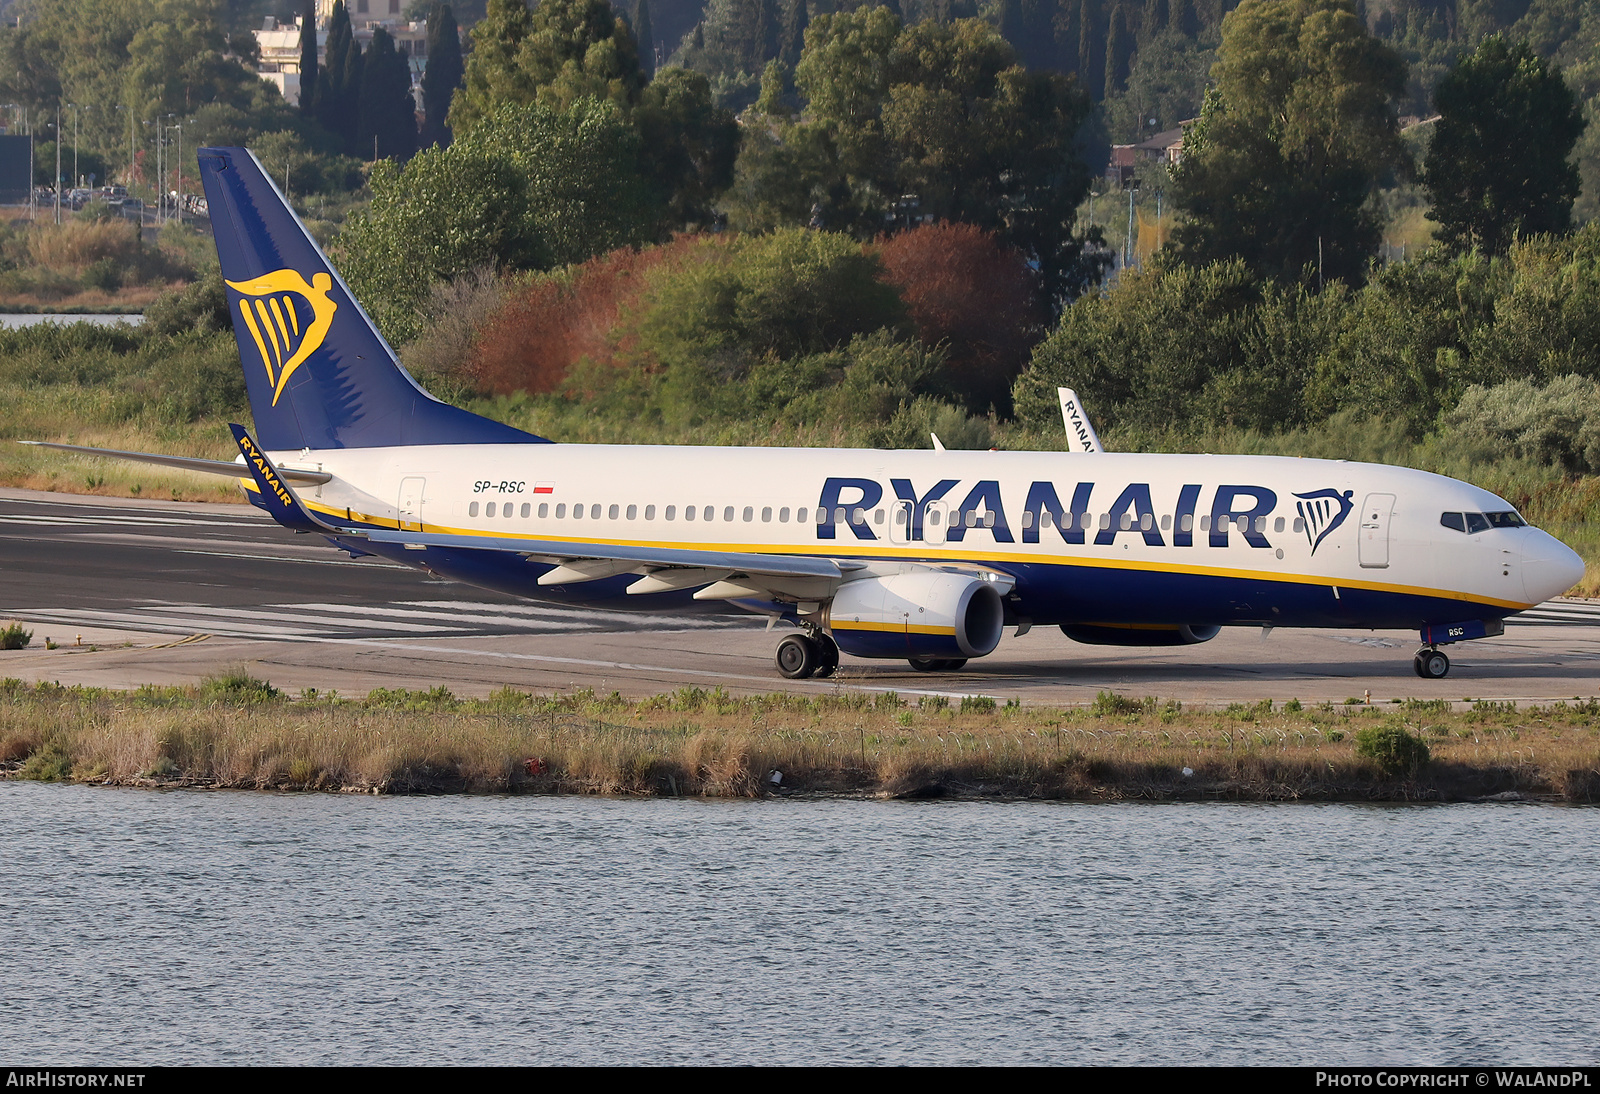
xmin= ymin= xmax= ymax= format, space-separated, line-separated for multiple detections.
xmin=237 ymin=301 xmax=275 ymax=387
xmin=278 ymin=492 xmax=1537 ymax=612
xmin=240 ymin=481 xmax=406 ymax=530
xmin=268 ymin=296 xmax=294 ymax=353
xmin=284 ymin=294 xmax=300 ymax=336
xmin=832 ymin=620 xmax=956 ymax=635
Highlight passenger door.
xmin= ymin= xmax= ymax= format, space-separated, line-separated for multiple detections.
xmin=1358 ymin=493 xmax=1394 ymax=568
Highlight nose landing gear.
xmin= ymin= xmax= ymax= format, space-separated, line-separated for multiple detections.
xmin=1413 ymin=646 xmax=1450 ymax=679
xmin=775 ymin=630 xmax=840 ymax=679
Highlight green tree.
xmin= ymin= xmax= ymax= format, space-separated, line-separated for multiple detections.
xmin=444 ymin=0 xmax=733 ymax=234
xmin=1424 ymin=36 xmax=1585 ymax=256
xmin=317 ymin=1 xmax=360 ymax=150
xmin=299 ymin=0 xmax=319 ymax=119
xmin=340 ymin=33 xmax=365 ymax=155
xmin=634 ymin=67 xmax=741 ymax=229
xmin=748 ymin=8 xmax=1101 ymax=307
xmin=450 ymin=0 xmax=538 ymax=133
xmin=519 ymin=0 xmax=647 ymax=112
xmin=636 ymin=0 xmax=657 ymax=79
xmin=338 ymin=98 xmax=659 ymax=344
xmin=453 ymin=0 xmax=646 ymax=127
xmin=1170 ymin=0 xmax=1409 ymax=287
xmin=421 ymin=3 xmax=465 ymax=148
xmin=358 ymin=27 xmax=418 ymax=162
xmin=674 ymin=0 xmax=784 ymax=111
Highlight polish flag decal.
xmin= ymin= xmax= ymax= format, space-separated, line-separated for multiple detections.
xmin=533 ymin=482 xmax=555 ymax=494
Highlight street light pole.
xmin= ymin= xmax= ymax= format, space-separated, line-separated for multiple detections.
xmin=164 ymin=114 xmax=175 ymax=226
xmin=174 ymin=121 xmax=183 ymax=223
xmin=53 ymin=106 xmax=61 ymax=225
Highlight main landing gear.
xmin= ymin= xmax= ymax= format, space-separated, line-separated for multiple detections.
xmin=1413 ymin=646 xmax=1450 ymax=679
xmin=775 ymin=630 xmax=840 ymax=680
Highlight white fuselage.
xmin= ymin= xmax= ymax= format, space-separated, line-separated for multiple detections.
xmin=264 ymin=443 xmax=1583 ymax=627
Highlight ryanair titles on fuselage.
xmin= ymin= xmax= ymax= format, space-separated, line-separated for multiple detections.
xmin=814 ymin=476 xmax=1356 ymax=553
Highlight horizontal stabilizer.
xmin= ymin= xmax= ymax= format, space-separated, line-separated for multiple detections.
xmin=19 ymin=440 xmax=331 ymax=484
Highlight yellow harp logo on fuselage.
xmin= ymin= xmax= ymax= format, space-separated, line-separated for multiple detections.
xmin=226 ymin=269 xmax=337 ymax=406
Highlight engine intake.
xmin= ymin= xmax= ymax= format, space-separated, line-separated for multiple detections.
xmin=829 ymin=572 xmax=1005 ymax=661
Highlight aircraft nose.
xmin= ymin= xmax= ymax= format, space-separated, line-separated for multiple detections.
xmin=1522 ymin=529 xmax=1587 ymax=604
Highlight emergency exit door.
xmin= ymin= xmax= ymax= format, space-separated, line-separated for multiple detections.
xmin=398 ymin=476 xmax=426 ymax=531
xmin=1359 ymin=493 xmax=1394 ymax=568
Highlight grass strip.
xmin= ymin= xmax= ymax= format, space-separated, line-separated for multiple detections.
xmin=3 ymin=674 xmax=1596 ymax=803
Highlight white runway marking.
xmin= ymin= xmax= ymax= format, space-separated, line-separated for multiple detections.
xmin=0 ymin=513 xmax=264 ymax=528
xmin=5 ymin=598 xmax=755 ymax=640
xmin=1508 ymin=601 xmax=1600 ymax=626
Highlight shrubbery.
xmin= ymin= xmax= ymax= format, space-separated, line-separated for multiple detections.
xmin=1354 ymin=724 xmax=1431 ymax=776
xmin=1016 ymin=223 xmax=1600 ymax=441
xmin=0 ymin=218 xmax=196 ymax=302
xmin=428 ymin=221 xmax=1056 ymax=448
xmin=1446 ymin=375 xmax=1600 ymax=474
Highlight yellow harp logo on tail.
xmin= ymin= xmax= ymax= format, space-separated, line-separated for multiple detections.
xmin=225 ymin=270 xmax=337 ymax=406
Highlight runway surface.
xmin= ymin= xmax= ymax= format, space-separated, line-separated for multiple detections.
xmin=2 ymin=487 xmax=1597 ymax=705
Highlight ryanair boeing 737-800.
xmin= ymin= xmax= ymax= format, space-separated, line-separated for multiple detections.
xmin=26 ymin=148 xmax=1586 ymax=681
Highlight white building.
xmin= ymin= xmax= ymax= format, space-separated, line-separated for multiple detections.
xmin=254 ymin=9 xmax=438 ymax=111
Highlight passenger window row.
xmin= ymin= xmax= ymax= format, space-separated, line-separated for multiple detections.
xmin=1440 ymin=511 xmax=1526 ymax=534
xmin=462 ymin=500 xmax=1307 ymax=537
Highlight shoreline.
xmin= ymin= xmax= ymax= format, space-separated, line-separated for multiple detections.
xmin=3 ymin=677 xmax=1596 ymax=804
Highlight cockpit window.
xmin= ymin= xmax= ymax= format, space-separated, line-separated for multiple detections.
xmin=1442 ymin=510 xmax=1527 ymax=534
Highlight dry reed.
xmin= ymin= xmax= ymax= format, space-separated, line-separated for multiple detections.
xmin=2 ymin=677 xmax=1597 ymax=802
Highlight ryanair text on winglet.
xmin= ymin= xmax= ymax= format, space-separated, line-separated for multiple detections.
xmin=237 ymin=432 xmax=295 ymax=508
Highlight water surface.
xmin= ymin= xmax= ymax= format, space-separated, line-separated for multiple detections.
xmin=2 ymin=784 xmax=1594 ymax=1064
xmin=0 ymin=313 xmax=143 ymax=328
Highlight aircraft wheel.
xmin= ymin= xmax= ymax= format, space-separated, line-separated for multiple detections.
xmin=776 ymin=634 xmax=819 ymax=679
xmin=1416 ymin=648 xmax=1450 ymax=679
xmin=812 ymin=635 xmax=840 ymax=679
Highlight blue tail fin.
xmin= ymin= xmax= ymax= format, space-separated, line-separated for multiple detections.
xmin=197 ymin=146 xmax=548 ymax=451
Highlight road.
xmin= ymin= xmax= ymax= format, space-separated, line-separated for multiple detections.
xmin=2 ymin=486 xmax=1597 ymax=706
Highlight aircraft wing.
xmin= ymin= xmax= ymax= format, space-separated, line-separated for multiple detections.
xmin=360 ymin=526 xmax=858 ymax=600
xmin=19 ymin=440 xmax=332 ymax=485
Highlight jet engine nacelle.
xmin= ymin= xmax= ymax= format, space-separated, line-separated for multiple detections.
xmin=829 ymin=572 xmax=1005 ymax=661
xmin=1060 ymin=623 xmax=1221 ymax=647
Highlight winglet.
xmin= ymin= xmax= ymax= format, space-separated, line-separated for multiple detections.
xmin=229 ymin=423 xmax=332 ymax=534
xmin=1057 ymin=388 xmax=1104 ymax=453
